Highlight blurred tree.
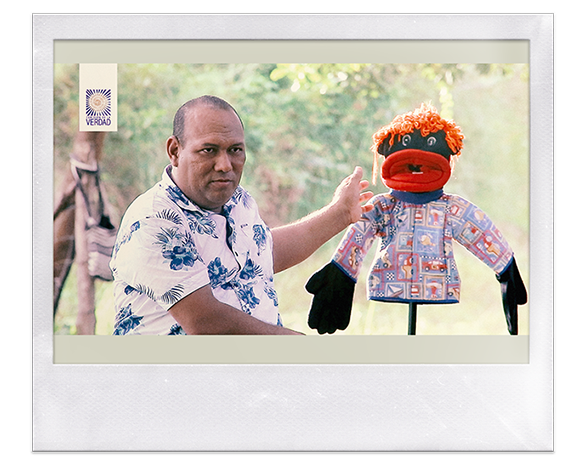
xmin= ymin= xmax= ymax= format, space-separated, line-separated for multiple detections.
xmin=55 ymin=62 xmax=525 ymax=226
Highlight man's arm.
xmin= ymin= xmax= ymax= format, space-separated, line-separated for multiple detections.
xmin=169 ymin=285 xmax=303 ymax=335
xmin=271 ymin=166 xmax=373 ymax=273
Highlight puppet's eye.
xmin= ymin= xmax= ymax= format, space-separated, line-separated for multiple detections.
xmin=427 ymin=136 xmax=437 ymax=146
xmin=402 ymin=134 xmax=411 ymax=146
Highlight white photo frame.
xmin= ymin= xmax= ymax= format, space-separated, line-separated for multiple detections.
xmin=33 ymin=14 xmax=553 ymax=451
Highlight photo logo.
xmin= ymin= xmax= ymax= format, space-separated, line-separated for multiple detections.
xmin=85 ymin=89 xmax=112 ymax=126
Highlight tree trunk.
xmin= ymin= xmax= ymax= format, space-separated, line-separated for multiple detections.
xmin=53 ymin=131 xmax=106 ymax=334
xmin=53 ymin=171 xmax=77 ymax=314
xmin=74 ymin=182 xmax=96 ymax=335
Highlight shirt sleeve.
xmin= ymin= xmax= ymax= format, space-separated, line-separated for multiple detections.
xmin=447 ymin=195 xmax=514 ymax=274
xmin=332 ymin=195 xmax=387 ymax=280
xmin=110 ymin=212 xmax=211 ymax=311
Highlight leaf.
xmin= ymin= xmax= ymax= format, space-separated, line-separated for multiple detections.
xmin=155 ymin=209 xmax=183 ymax=225
xmin=133 ymin=284 xmax=156 ymax=300
xmin=160 ymin=284 xmax=185 ymax=305
xmin=269 ymin=67 xmax=289 ymax=82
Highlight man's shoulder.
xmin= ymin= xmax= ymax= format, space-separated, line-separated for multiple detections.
xmin=121 ymin=181 xmax=182 ymax=226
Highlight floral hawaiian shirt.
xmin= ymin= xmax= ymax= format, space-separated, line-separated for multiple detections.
xmin=332 ymin=189 xmax=514 ymax=304
xmin=110 ymin=165 xmax=281 ymax=335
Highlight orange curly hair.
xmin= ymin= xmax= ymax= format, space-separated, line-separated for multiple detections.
xmin=371 ymin=103 xmax=464 ymax=183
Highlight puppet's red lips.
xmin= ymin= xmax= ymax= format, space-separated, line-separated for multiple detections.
xmin=381 ymin=149 xmax=451 ymax=192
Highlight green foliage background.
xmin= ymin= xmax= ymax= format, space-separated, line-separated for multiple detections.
xmin=54 ymin=62 xmax=529 ymax=336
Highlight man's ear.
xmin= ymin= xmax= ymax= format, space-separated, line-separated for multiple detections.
xmin=166 ymin=136 xmax=180 ymax=167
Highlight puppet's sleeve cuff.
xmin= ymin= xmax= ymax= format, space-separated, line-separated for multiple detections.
xmin=330 ymin=260 xmax=358 ymax=283
xmin=496 ymin=256 xmax=515 ymax=281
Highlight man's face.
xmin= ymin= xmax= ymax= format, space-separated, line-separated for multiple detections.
xmin=167 ymin=105 xmax=246 ymax=212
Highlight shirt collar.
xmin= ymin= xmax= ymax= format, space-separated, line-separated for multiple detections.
xmin=161 ymin=165 xmax=241 ymax=215
xmin=160 ymin=165 xmax=203 ymax=213
xmin=390 ymin=188 xmax=444 ymax=204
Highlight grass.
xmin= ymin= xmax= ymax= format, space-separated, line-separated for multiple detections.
xmin=54 ymin=264 xmax=117 ymax=335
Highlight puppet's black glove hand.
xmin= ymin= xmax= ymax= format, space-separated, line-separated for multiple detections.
xmin=306 ymin=262 xmax=356 ymax=334
xmin=496 ymin=258 xmax=527 ymax=335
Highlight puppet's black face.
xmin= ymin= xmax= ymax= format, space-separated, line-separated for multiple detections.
xmin=378 ymin=129 xmax=454 ymax=159
xmin=377 ymin=129 xmax=455 ymax=193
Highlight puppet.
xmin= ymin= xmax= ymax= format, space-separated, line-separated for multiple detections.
xmin=306 ymin=104 xmax=527 ymax=335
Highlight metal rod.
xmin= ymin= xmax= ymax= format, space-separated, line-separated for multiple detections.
xmin=408 ymin=302 xmax=417 ymax=335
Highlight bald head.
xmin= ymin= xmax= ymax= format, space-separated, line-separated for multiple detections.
xmin=172 ymin=95 xmax=243 ymax=146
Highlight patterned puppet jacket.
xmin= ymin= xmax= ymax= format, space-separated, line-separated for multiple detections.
xmin=332 ymin=189 xmax=514 ymax=304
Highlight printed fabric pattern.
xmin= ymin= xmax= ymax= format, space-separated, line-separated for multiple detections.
xmin=332 ymin=192 xmax=513 ymax=304
xmin=110 ymin=165 xmax=281 ymax=335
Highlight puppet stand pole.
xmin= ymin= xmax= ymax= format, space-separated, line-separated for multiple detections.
xmin=408 ymin=302 xmax=418 ymax=335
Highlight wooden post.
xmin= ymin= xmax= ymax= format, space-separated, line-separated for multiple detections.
xmin=71 ymin=131 xmax=106 ymax=335
xmin=53 ymin=174 xmax=77 ymax=314
xmin=408 ymin=302 xmax=418 ymax=335
xmin=74 ymin=181 xmax=96 ymax=335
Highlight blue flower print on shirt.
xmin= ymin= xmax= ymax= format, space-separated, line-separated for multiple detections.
xmin=155 ymin=208 xmax=183 ymax=225
xmin=208 ymin=257 xmax=236 ymax=289
xmin=185 ymin=210 xmax=218 ymax=238
xmin=234 ymin=283 xmax=261 ymax=313
xmin=155 ymin=227 xmax=200 ymax=271
xmin=163 ymin=245 xmax=197 ymax=270
xmin=230 ymin=187 xmax=252 ymax=209
xmin=124 ymin=284 xmax=136 ymax=295
xmin=125 ymin=282 xmax=184 ymax=306
xmin=221 ymin=203 xmax=237 ymax=247
xmin=166 ymin=184 xmax=190 ymax=208
xmin=113 ymin=303 xmax=144 ymax=335
xmin=253 ymin=225 xmax=267 ymax=255
xmin=112 ymin=220 xmax=141 ymax=258
xmin=239 ymin=256 xmax=263 ymax=281
xmin=264 ymin=285 xmax=279 ymax=307
xmin=168 ymin=324 xmax=186 ymax=335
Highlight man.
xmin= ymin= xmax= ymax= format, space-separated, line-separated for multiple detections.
xmin=110 ymin=95 xmax=372 ymax=335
